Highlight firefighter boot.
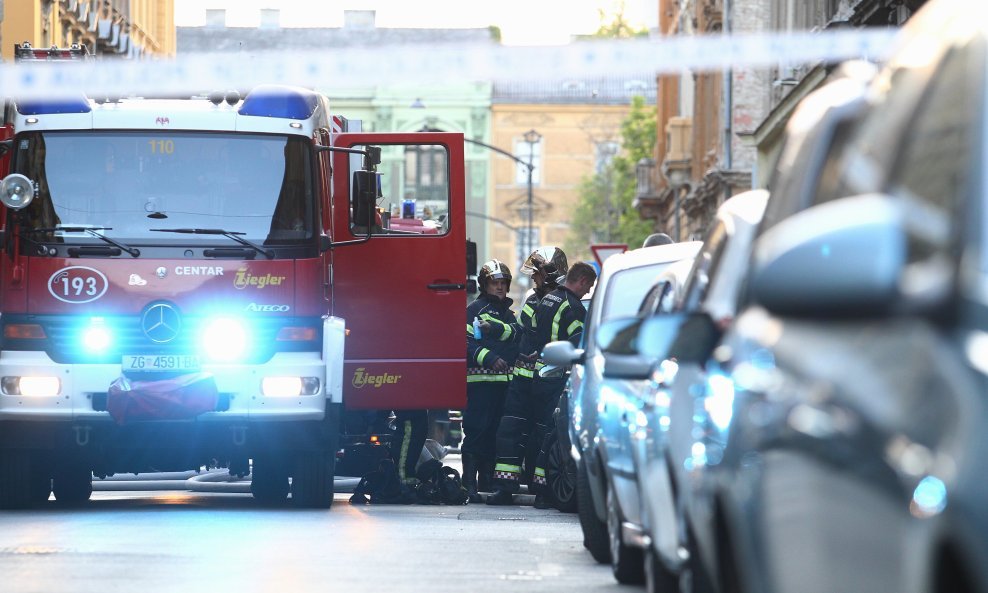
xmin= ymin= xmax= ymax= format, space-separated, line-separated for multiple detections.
xmin=477 ymin=459 xmax=495 ymax=493
xmin=461 ymin=453 xmax=481 ymax=503
xmin=485 ymin=487 xmax=513 ymax=506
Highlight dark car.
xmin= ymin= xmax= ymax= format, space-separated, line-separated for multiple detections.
xmin=646 ymin=3 xmax=988 ymax=593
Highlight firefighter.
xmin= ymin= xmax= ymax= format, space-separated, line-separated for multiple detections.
xmin=500 ymin=261 xmax=596 ymax=506
xmin=463 ymin=259 xmax=519 ymax=502
xmin=486 ymin=248 xmax=575 ymax=505
xmin=392 ymin=409 xmax=429 ymax=490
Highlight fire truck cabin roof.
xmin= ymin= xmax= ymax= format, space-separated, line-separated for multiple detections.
xmin=9 ymin=86 xmax=328 ymax=137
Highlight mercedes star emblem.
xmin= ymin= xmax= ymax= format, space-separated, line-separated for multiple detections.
xmin=142 ymin=303 xmax=181 ymax=343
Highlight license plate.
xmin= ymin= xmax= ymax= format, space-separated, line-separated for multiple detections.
xmin=123 ymin=354 xmax=201 ymax=372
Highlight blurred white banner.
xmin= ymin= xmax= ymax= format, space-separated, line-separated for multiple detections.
xmin=0 ymin=29 xmax=899 ymax=99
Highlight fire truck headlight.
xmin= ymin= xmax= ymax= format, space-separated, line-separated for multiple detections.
xmin=2 ymin=376 xmax=61 ymax=397
xmin=0 ymin=174 xmax=36 ymax=210
xmin=201 ymin=317 xmax=250 ymax=362
xmin=82 ymin=320 xmax=113 ymax=353
xmin=261 ymin=377 xmax=321 ymax=397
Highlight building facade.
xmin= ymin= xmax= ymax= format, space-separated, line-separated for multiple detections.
xmin=636 ymin=0 xmax=928 ymax=240
xmin=1 ymin=0 xmax=175 ymax=60
xmin=490 ymin=79 xmax=655 ymax=293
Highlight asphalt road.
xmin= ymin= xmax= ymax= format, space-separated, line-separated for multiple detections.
xmin=0 ymin=470 xmax=626 ymax=593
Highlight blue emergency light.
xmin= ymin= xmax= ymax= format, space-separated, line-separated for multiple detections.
xmin=238 ymin=85 xmax=320 ymax=120
xmin=16 ymin=97 xmax=92 ymax=115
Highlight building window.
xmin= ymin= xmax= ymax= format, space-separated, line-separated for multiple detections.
xmin=515 ymin=227 xmax=541 ymax=273
xmin=514 ymin=139 xmax=542 ymax=185
xmin=595 ymin=141 xmax=620 ymax=174
xmin=404 ymin=144 xmax=448 ymax=202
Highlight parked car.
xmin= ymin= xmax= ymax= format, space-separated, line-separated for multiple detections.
xmin=628 ymin=189 xmax=766 ymax=593
xmin=633 ymin=3 xmax=988 ymax=593
xmin=542 ymin=241 xmax=701 ymax=581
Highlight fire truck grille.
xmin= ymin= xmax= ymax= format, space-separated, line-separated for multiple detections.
xmin=7 ymin=316 xmax=318 ymax=365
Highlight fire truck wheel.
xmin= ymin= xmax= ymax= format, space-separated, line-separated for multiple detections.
xmin=291 ymin=450 xmax=335 ymax=509
xmin=52 ymin=466 xmax=94 ymax=505
xmin=29 ymin=454 xmax=52 ymax=504
xmin=250 ymin=457 xmax=289 ymax=505
xmin=0 ymin=450 xmax=33 ymax=509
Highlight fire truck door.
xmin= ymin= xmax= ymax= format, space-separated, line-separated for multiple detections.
xmin=330 ymin=133 xmax=466 ymax=411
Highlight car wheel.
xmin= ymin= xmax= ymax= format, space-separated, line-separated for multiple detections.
xmin=0 ymin=450 xmax=33 ymax=509
xmin=607 ymin=485 xmax=645 ymax=584
xmin=52 ymin=465 xmax=93 ymax=505
xmin=577 ymin=458 xmax=611 ymax=563
xmin=544 ymin=429 xmax=577 ymax=513
xmin=291 ymin=450 xmax=335 ymax=509
xmin=251 ymin=456 xmax=290 ymax=505
xmin=645 ymin=545 xmax=679 ymax=593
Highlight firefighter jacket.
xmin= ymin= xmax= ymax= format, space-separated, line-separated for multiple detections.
xmin=511 ymin=290 xmax=544 ymax=379
xmin=466 ymin=294 xmax=519 ymax=383
xmin=532 ymin=285 xmax=588 ymax=363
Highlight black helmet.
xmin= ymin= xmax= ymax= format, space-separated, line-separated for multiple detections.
xmin=521 ymin=246 xmax=568 ymax=285
xmin=478 ymin=259 xmax=512 ymax=293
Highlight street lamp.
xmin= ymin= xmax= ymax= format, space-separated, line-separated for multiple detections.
xmin=427 ymin=125 xmax=540 ymax=284
xmin=522 ymin=129 xmax=541 ymax=263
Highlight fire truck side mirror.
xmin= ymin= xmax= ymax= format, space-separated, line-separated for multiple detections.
xmin=319 ymin=234 xmax=332 ymax=253
xmin=351 ymin=169 xmax=380 ymax=235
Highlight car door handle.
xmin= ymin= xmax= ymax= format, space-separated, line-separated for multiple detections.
xmin=427 ymin=283 xmax=466 ymax=291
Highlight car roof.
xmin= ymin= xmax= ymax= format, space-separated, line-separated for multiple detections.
xmin=585 ymin=241 xmax=702 ymax=299
xmin=602 ymin=241 xmax=703 ymax=275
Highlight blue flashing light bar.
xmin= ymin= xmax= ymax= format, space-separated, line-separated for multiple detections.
xmin=16 ymin=97 xmax=92 ymax=115
xmin=238 ymin=85 xmax=319 ymax=120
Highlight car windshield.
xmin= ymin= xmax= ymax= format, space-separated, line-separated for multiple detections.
xmin=14 ymin=131 xmax=313 ymax=245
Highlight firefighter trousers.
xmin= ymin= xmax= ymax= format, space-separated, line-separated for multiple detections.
xmin=391 ymin=409 xmax=428 ymax=485
xmin=462 ymin=381 xmax=508 ymax=462
xmin=492 ymin=375 xmax=566 ymax=493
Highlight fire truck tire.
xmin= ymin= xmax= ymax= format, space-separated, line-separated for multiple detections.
xmin=52 ymin=466 xmax=94 ymax=505
xmin=251 ymin=457 xmax=290 ymax=505
xmin=29 ymin=455 xmax=52 ymax=504
xmin=291 ymin=450 xmax=335 ymax=509
xmin=0 ymin=450 xmax=33 ymax=509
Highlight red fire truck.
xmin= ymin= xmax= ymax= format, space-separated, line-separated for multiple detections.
xmin=0 ymin=44 xmax=466 ymax=508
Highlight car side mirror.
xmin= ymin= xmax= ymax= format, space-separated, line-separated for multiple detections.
xmin=749 ymin=193 xmax=948 ymax=317
xmin=541 ymin=340 xmax=585 ymax=366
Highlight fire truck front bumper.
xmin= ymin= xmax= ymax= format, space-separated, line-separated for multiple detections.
xmin=0 ymin=350 xmax=331 ymax=423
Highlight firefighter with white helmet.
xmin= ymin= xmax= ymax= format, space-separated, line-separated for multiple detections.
xmin=464 ymin=259 xmax=519 ymax=501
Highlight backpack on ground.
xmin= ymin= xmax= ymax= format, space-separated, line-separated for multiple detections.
xmin=349 ymin=458 xmax=416 ymax=505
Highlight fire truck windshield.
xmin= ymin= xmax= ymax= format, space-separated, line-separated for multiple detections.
xmin=13 ymin=131 xmax=313 ymax=247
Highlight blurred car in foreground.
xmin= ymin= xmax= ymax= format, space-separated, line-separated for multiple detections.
xmin=635 ymin=3 xmax=988 ymax=592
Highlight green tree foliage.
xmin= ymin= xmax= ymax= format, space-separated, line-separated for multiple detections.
xmin=566 ymin=95 xmax=656 ymax=261
xmin=582 ymin=1 xmax=649 ymax=39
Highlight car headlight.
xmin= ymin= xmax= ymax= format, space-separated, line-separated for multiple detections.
xmin=2 ymin=376 xmax=61 ymax=396
xmin=201 ymin=317 xmax=250 ymax=362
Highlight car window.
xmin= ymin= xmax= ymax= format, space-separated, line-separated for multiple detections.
xmin=637 ymin=280 xmax=670 ymax=316
xmin=887 ymin=39 xmax=984 ymax=217
xmin=837 ymin=51 xmax=938 ymax=198
xmin=680 ymin=221 xmax=727 ymax=312
xmin=601 ymin=264 xmax=674 ymax=323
